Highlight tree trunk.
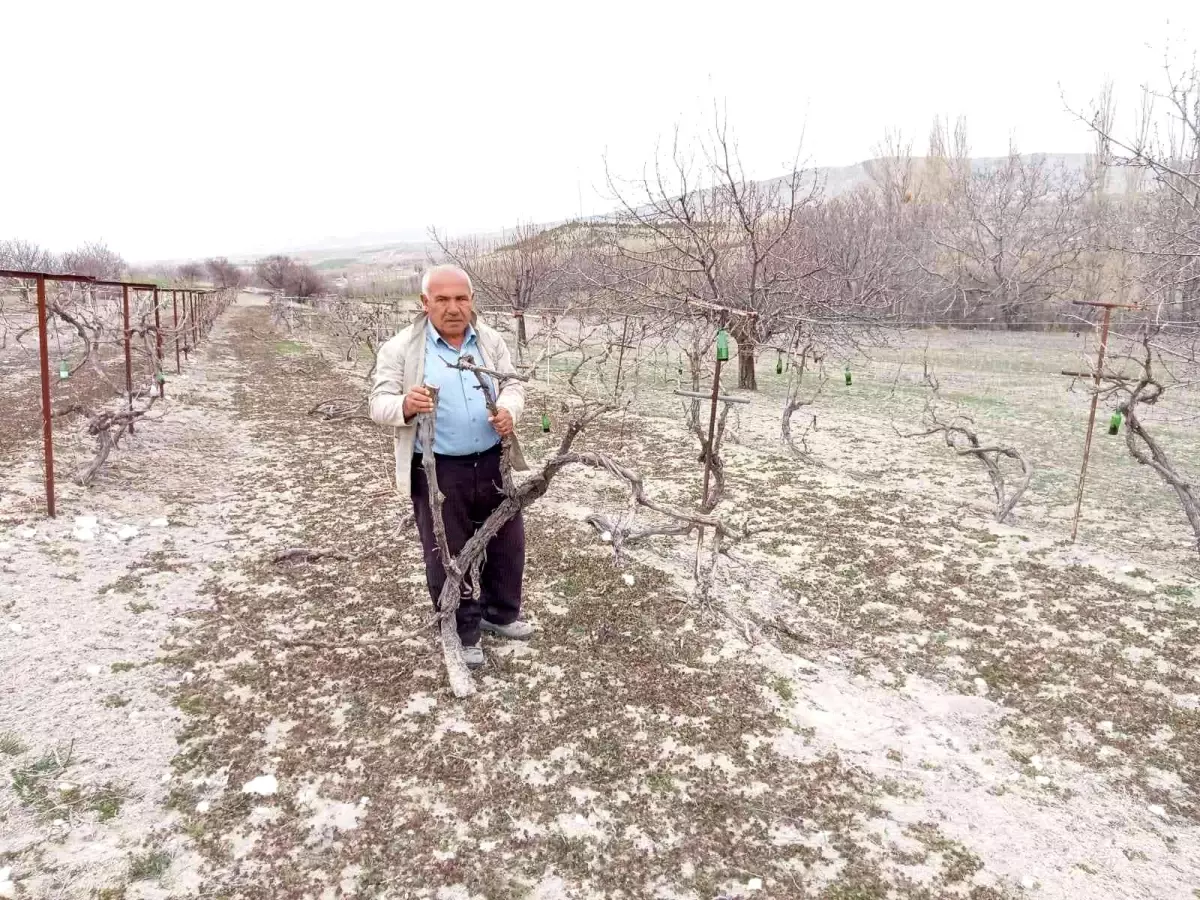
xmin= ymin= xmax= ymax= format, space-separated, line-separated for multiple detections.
xmin=516 ymin=313 xmax=528 ymax=348
xmin=736 ymin=333 xmax=757 ymax=391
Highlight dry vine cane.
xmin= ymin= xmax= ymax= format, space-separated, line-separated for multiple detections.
xmin=415 ymin=392 xmax=774 ymax=694
xmin=897 ymin=369 xmax=1032 ymax=523
xmin=780 ymin=346 xmax=829 ymax=466
xmin=1109 ymin=332 xmax=1200 ymax=551
xmin=413 ymin=385 xmax=608 ymax=698
xmin=413 ymin=357 xmax=531 ymax=696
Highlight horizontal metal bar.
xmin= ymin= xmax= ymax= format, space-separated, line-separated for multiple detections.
xmin=0 ymin=269 xmax=94 ymax=283
xmin=673 ymin=389 xmax=753 ymax=404
xmin=90 ymin=279 xmax=159 ymax=290
xmin=1071 ymin=300 xmax=1140 ymax=309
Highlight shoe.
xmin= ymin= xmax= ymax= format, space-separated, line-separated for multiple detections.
xmin=462 ymin=642 xmax=485 ymax=669
xmin=480 ymin=619 xmax=535 ymax=640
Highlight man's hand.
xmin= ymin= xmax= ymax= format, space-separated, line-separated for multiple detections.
xmin=403 ymin=385 xmax=435 ymax=421
xmin=489 ymin=408 xmax=514 ymax=438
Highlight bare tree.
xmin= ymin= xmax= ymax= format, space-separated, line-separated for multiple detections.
xmin=920 ymin=127 xmax=1095 ymax=328
xmin=255 ymin=254 xmax=326 ymax=297
xmin=0 ymin=238 xmax=58 ymax=272
xmin=205 ymin=257 xmax=244 ymax=289
xmin=603 ymin=115 xmax=821 ymax=390
xmin=433 ymin=222 xmax=574 ymax=354
xmin=177 ymin=262 xmax=206 ymax=283
xmin=255 ymin=254 xmax=296 ymax=291
xmin=290 ymin=263 xmax=326 ymax=298
xmin=62 ymin=241 xmax=125 ymax=280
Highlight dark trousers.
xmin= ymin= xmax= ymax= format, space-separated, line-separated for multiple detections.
xmin=410 ymin=447 xmax=525 ymax=646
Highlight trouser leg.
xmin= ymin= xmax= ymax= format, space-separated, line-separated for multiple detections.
xmin=470 ymin=451 xmax=526 ymax=626
xmin=411 ymin=456 xmax=483 ymax=646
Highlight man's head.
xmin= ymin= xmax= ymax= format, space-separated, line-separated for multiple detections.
xmin=422 ymin=265 xmax=474 ymax=341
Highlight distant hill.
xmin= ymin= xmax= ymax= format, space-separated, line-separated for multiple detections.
xmin=761 ymin=152 xmax=1132 ymax=199
xmin=208 ymin=153 xmax=1125 ymax=272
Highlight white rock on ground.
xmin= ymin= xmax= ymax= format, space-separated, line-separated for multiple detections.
xmin=242 ymin=775 xmax=279 ymax=796
xmin=149 ymin=517 xmax=170 ymax=528
xmin=622 ymin=573 xmax=635 ymax=586
xmin=117 ymin=525 xmax=140 ymax=541
xmin=973 ymin=677 xmax=990 ymax=696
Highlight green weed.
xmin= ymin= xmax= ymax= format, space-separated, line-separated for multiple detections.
xmin=0 ymin=731 xmax=27 ymax=756
xmin=128 ymin=848 xmax=172 ymax=880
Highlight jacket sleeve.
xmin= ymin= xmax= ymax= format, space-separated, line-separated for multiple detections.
xmin=369 ymin=336 xmax=415 ymax=428
xmin=490 ymin=333 xmax=526 ymax=424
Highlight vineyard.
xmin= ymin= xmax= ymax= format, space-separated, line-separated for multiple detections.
xmin=3 ymin=285 xmax=1197 ymax=899
xmin=2 ymin=55 xmax=1200 ymax=900
xmin=0 ymin=273 xmax=234 ymax=510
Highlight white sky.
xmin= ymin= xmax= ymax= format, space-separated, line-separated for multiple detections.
xmin=2 ymin=0 xmax=1198 ymax=263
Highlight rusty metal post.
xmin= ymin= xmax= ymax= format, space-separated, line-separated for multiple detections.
xmin=153 ymin=287 xmax=164 ymax=398
xmin=1070 ymin=306 xmax=1114 ymax=542
xmin=171 ymin=290 xmax=181 ymax=373
xmin=122 ymin=285 xmax=134 ymax=434
xmin=182 ymin=292 xmax=191 ymax=361
xmin=35 ymin=275 xmax=56 ymax=518
xmin=191 ymin=291 xmax=199 ymax=348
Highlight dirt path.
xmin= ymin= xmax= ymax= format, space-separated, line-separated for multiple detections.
xmin=2 ymin=299 xmax=1198 ymax=899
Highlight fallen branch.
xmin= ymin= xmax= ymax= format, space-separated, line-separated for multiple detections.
xmin=309 ymin=397 xmax=370 ymax=421
xmin=272 ymin=548 xmax=350 ymax=565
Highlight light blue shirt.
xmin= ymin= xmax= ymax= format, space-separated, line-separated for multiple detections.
xmin=416 ymin=322 xmax=501 ymax=456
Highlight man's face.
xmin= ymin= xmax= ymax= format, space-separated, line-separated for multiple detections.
xmin=422 ymin=270 xmax=474 ymax=340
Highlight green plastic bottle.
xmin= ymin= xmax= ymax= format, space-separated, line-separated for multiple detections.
xmin=1108 ymin=411 xmax=1123 ymax=435
xmin=844 ymin=364 xmax=853 ymax=386
xmin=541 ymin=412 xmax=550 ymax=433
xmin=776 ymin=354 xmax=783 ymax=375
xmin=58 ymin=360 xmax=69 ymax=381
xmin=155 ymin=371 xmax=166 ymax=385
xmin=716 ymin=329 xmax=730 ymax=362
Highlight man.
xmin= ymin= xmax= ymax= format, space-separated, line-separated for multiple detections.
xmin=369 ymin=265 xmax=533 ymax=669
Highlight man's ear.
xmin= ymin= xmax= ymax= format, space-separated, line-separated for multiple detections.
xmin=420 ymin=294 xmax=430 ymax=313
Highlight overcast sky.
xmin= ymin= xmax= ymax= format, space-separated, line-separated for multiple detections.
xmin=3 ymin=1 xmax=1197 ymax=264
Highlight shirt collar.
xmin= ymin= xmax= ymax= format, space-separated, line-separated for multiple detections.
xmin=427 ymin=320 xmax=477 ymax=350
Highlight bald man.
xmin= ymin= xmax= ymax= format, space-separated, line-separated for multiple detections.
xmin=369 ymin=265 xmax=532 ymax=669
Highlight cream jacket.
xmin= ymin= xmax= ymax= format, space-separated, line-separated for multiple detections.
xmin=369 ymin=314 xmax=528 ymax=496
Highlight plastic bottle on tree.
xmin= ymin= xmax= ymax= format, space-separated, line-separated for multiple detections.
xmin=716 ymin=329 xmax=730 ymax=362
